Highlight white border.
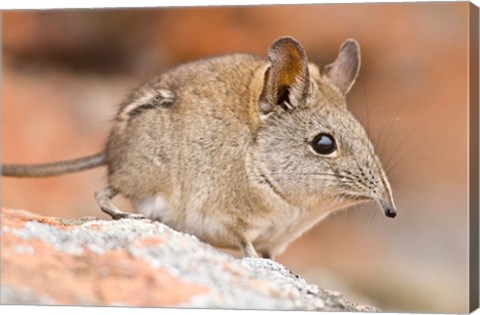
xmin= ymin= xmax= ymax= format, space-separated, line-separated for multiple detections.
xmin=1 ymin=1 xmax=478 ymax=315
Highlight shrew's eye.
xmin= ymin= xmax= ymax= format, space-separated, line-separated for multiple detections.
xmin=311 ymin=133 xmax=337 ymax=155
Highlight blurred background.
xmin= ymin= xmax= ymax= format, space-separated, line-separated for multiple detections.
xmin=1 ymin=3 xmax=471 ymax=313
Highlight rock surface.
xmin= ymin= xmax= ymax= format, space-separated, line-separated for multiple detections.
xmin=1 ymin=208 xmax=377 ymax=311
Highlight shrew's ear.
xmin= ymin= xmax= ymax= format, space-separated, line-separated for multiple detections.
xmin=259 ymin=37 xmax=310 ymax=114
xmin=324 ymin=39 xmax=361 ymax=95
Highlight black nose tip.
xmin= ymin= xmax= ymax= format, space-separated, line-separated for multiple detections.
xmin=385 ymin=207 xmax=397 ymax=218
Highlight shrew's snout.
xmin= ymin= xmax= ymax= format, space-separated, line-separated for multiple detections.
xmin=379 ymin=198 xmax=397 ymax=218
xmin=384 ymin=206 xmax=397 ymax=218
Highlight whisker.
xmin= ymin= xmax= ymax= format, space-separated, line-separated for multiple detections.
xmin=365 ymin=202 xmax=378 ymax=226
xmin=379 ymin=101 xmax=406 ymax=159
xmin=279 ymin=177 xmax=338 ymax=182
xmin=278 ymin=177 xmax=359 ymax=186
xmin=275 ymin=173 xmax=363 ymax=185
xmin=383 ymin=124 xmax=422 ymax=171
xmin=386 ymin=142 xmax=435 ymax=175
xmin=273 ymin=173 xmax=339 ymax=180
xmin=392 ymin=188 xmax=416 ymax=216
xmin=389 ymin=179 xmax=411 ymax=186
xmin=360 ymin=81 xmax=371 ymax=138
xmin=353 ymin=157 xmax=368 ymax=179
xmin=374 ymin=114 xmax=392 ymax=158
xmin=273 ymin=172 xmax=338 ymax=176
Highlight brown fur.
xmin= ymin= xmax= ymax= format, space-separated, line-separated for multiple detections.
xmin=106 ymin=37 xmax=396 ymax=258
xmin=1 ymin=37 xmax=396 ymax=258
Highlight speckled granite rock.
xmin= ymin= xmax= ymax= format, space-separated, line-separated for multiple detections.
xmin=1 ymin=208 xmax=378 ymax=311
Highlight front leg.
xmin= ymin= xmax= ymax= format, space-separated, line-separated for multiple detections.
xmin=236 ymin=236 xmax=259 ymax=258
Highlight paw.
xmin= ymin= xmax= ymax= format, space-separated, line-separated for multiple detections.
xmin=112 ymin=212 xmax=147 ymax=220
xmin=260 ymin=251 xmax=272 ymax=259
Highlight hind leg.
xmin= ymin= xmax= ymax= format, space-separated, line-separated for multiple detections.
xmin=95 ymin=187 xmax=146 ymax=220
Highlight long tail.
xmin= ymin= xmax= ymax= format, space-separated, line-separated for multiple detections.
xmin=1 ymin=152 xmax=107 ymax=177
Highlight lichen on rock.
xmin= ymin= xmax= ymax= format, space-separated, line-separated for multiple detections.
xmin=1 ymin=208 xmax=378 ymax=311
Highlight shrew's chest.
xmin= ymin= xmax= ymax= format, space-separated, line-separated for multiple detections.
xmin=250 ymin=205 xmax=331 ymax=255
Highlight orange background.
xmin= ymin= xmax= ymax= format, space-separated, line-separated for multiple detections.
xmin=1 ymin=3 xmax=471 ymax=312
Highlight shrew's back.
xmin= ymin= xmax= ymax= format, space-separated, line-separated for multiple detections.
xmin=106 ymin=54 xmax=267 ymax=213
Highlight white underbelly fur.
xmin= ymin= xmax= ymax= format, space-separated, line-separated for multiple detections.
xmin=133 ymin=195 xmax=230 ymax=246
xmin=134 ymin=194 xmax=336 ymax=256
xmin=134 ymin=195 xmax=169 ymax=221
